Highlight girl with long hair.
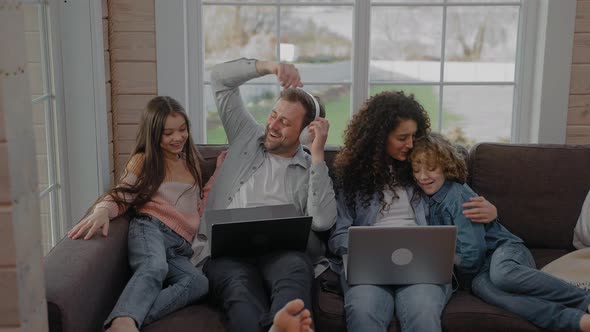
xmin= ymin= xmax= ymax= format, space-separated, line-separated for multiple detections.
xmin=68 ymin=96 xmax=224 ymax=332
xmin=328 ymin=91 xmax=498 ymax=332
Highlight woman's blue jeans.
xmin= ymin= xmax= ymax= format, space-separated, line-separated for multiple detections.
xmin=340 ymin=273 xmax=452 ymax=332
xmin=472 ymin=243 xmax=590 ymax=332
xmin=104 ymin=215 xmax=209 ymax=328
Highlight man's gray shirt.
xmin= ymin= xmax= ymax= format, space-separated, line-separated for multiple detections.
xmin=191 ymin=58 xmax=337 ymax=273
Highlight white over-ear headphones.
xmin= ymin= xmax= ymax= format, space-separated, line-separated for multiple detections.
xmin=297 ymin=88 xmax=320 ymax=146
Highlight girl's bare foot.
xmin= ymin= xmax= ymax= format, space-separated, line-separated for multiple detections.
xmin=269 ymin=299 xmax=313 ymax=332
xmin=106 ymin=317 xmax=139 ymax=332
xmin=580 ymin=314 xmax=590 ymax=332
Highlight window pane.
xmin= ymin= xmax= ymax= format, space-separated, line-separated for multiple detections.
xmin=203 ymin=5 xmax=277 ymax=82
xmin=34 ymin=101 xmax=50 ymax=191
xmin=303 ymin=85 xmax=350 ymax=146
xmin=205 ymin=0 xmax=275 ymax=2
xmin=22 ymin=4 xmax=48 ymax=97
xmin=204 ymin=84 xmax=349 ymax=146
xmin=444 ymin=6 xmax=519 ymax=82
xmin=279 ymin=6 xmax=352 ymax=83
xmin=369 ymin=85 xmax=441 ymax=128
xmin=442 ymin=85 xmax=513 ymax=147
xmin=40 ymin=193 xmax=52 ymax=255
xmin=372 ymin=0 xmax=442 ymax=3
xmin=204 ymin=84 xmax=279 ymax=144
xmin=370 ymin=6 xmax=442 ymax=82
xmin=447 ymin=0 xmax=519 ymax=3
xmin=288 ymin=0 xmax=353 ymax=3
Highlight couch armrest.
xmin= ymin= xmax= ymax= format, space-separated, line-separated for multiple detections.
xmin=44 ymin=218 xmax=131 ymax=332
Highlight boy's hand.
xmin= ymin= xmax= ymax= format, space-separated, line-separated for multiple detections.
xmin=67 ymin=207 xmax=110 ymax=240
xmin=463 ymin=196 xmax=497 ymax=223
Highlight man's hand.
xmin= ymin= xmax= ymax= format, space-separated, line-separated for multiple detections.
xmin=463 ymin=196 xmax=498 ymax=223
xmin=276 ymin=63 xmax=303 ymax=89
xmin=308 ymin=118 xmax=330 ymax=164
xmin=256 ymin=60 xmax=303 ymax=89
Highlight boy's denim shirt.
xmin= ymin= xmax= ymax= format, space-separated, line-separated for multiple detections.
xmin=427 ymin=181 xmax=488 ymax=276
xmin=427 ymin=180 xmax=523 ymax=277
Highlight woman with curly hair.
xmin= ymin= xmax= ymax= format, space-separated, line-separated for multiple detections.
xmin=328 ymin=91 xmax=498 ymax=332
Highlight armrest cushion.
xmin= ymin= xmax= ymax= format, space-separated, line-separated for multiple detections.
xmin=44 ymin=218 xmax=131 ymax=332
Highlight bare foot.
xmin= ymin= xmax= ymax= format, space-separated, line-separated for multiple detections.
xmin=269 ymin=299 xmax=313 ymax=332
xmin=106 ymin=317 xmax=139 ymax=332
xmin=580 ymin=314 xmax=590 ymax=332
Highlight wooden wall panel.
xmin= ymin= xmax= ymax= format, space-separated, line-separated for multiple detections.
xmin=1 ymin=4 xmax=48 ymax=330
xmin=576 ymin=1 xmax=590 ymax=32
xmin=108 ymin=0 xmax=157 ymax=178
xmin=567 ymin=1 xmax=590 ymax=143
xmin=110 ymin=32 xmax=155 ymax=62
xmin=0 ymin=269 xmax=19 ymax=326
xmin=111 ymin=62 xmax=157 ymax=95
xmin=566 ymin=125 xmax=590 ymax=143
xmin=116 ymin=95 xmax=154 ymax=124
xmin=110 ymin=0 xmax=154 ymax=32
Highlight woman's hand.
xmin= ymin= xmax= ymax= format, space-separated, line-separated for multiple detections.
xmin=463 ymin=196 xmax=498 ymax=223
xmin=67 ymin=207 xmax=110 ymax=240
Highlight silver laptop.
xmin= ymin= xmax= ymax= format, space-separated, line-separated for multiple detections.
xmin=343 ymin=226 xmax=457 ymax=285
xmin=205 ymin=204 xmax=312 ymax=258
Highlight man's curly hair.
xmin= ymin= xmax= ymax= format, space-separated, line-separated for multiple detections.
xmin=334 ymin=91 xmax=431 ymax=210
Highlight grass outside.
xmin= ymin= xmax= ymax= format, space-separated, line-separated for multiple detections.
xmin=206 ymin=85 xmax=462 ymax=145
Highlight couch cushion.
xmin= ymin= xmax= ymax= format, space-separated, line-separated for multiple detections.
xmin=142 ymin=304 xmax=224 ymax=332
xmin=468 ymin=143 xmax=590 ymax=250
xmin=442 ymin=291 xmax=543 ymax=332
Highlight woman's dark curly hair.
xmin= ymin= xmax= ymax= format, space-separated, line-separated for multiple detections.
xmin=334 ymin=91 xmax=431 ymax=210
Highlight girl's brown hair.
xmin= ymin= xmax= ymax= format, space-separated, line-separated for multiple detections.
xmin=409 ymin=132 xmax=467 ymax=183
xmin=89 ymin=96 xmax=204 ymax=217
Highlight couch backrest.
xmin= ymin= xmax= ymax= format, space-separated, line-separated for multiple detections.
xmin=198 ymin=143 xmax=590 ymax=250
xmin=467 ymin=143 xmax=590 ymax=250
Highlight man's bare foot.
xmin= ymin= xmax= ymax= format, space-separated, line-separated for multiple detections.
xmin=580 ymin=314 xmax=590 ymax=332
xmin=269 ymin=299 xmax=313 ymax=332
xmin=106 ymin=317 xmax=139 ymax=332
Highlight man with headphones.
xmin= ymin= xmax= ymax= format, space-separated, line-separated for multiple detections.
xmin=192 ymin=58 xmax=336 ymax=332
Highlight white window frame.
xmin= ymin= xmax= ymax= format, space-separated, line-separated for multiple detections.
xmin=155 ymin=0 xmax=576 ymax=144
xmin=39 ymin=0 xmax=111 ymax=236
xmin=21 ymin=0 xmax=70 ymax=249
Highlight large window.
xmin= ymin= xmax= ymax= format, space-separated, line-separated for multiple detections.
xmin=199 ymin=0 xmax=520 ymax=147
xmin=156 ymin=0 xmax=575 ymax=146
xmin=23 ymin=1 xmax=65 ymax=254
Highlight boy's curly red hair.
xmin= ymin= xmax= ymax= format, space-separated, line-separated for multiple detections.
xmin=409 ymin=132 xmax=468 ymax=184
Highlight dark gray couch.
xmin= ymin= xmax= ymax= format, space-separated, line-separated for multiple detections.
xmin=44 ymin=143 xmax=590 ymax=332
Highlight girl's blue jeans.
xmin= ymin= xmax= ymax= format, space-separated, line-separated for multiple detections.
xmin=104 ymin=215 xmax=209 ymax=328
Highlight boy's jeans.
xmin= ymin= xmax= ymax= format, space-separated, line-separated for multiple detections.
xmin=472 ymin=243 xmax=590 ymax=332
xmin=105 ymin=215 xmax=209 ymax=328
xmin=340 ymin=273 xmax=452 ymax=332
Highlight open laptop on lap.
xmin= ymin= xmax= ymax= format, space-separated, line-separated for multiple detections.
xmin=343 ymin=225 xmax=457 ymax=285
xmin=206 ymin=204 xmax=312 ymax=259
